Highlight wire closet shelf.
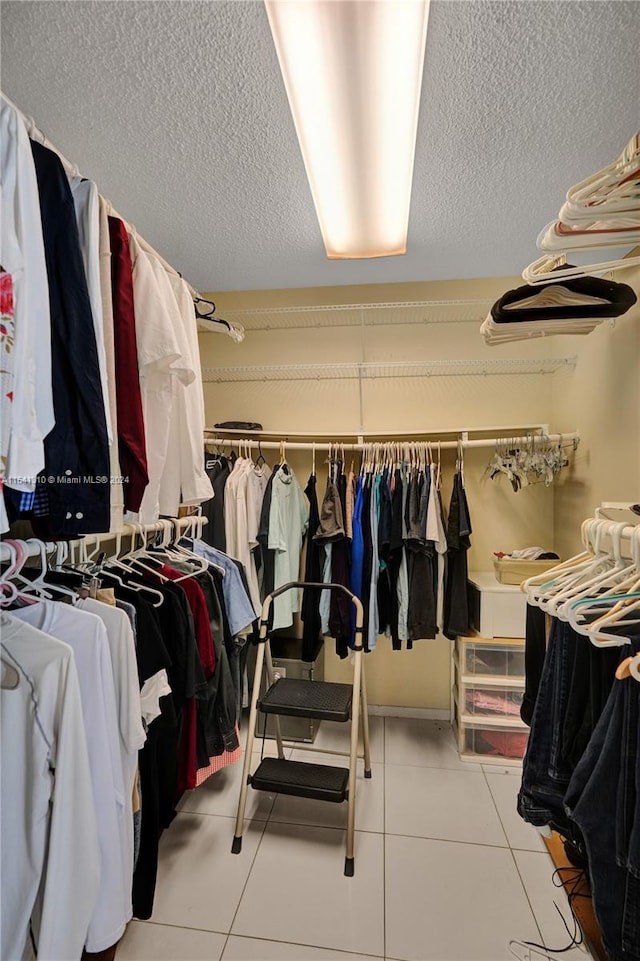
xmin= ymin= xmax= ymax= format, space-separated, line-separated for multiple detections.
xmin=202 ymin=357 xmax=577 ymax=384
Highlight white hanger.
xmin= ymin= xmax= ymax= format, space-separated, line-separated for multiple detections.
xmin=570 ymin=527 xmax=640 ymax=645
xmin=528 ymin=519 xmax=607 ymax=610
xmin=540 ymin=520 xmax=618 ymax=616
xmin=551 ymin=522 xmax=630 ymax=620
xmin=523 ymin=247 xmax=640 ymax=286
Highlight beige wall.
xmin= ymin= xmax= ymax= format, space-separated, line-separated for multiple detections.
xmin=200 ymin=277 xmax=564 ymax=709
xmin=551 ymin=261 xmax=640 ymax=559
xmin=199 ymin=271 xmax=639 ymax=708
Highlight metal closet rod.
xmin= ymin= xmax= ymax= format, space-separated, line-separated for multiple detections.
xmin=0 ymin=516 xmax=206 ymax=564
xmin=1 ymin=91 xmax=200 ymax=300
xmin=204 ymin=431 xmax=580 ymax=453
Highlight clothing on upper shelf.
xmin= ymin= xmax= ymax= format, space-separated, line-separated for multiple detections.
xmin=0 ymin=96 xmax=213 ymax=533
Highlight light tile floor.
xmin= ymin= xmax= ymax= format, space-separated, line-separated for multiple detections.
xmin=118 ymin=717 xmax=591 ymax=961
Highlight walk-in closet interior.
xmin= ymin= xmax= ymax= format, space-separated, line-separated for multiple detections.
xmin=1 ymin=2 xmax=639 ymax=961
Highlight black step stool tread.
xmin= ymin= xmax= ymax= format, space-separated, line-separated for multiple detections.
xmin=259 ymin=677 xmax=353 ymax=721
xmin=251 ymin=757 xmax=349 ymax=802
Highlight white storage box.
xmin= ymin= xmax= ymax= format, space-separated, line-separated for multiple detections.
xmin=467 ymin=572 xmax=527 ymax=638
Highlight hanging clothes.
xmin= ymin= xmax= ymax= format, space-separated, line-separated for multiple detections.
xmin=128 ymin=231 xmax=194 ymax=524
xmin=27 ymin=139 xmax=110 ymax=536
xmin=255 ymin=461 xmax=277 ymax=586
xmin=0 ymin=97 xmax=54 ymax=522
xmin=0 ymin=272 xmax=15 ymax=533
xmin=70 ymin=177 xmax=113 ymax=448
xmin=350 ymin=474 xmax=365 ymax=614
xmin=12 ymin=601 xmax=131 ymax=952
xmin=201 ymin=451 xmax=232 ymax=553
xmin=1 ymin=614 xmax=101 ymax=961
xmin=563 ymin=639 xmax=640 ymax=961
xmin=159 ymin=274 xmax=213 ymax=515
xmin=388 ymin=466 xmax=404 ymax=649
xmin=376 ymin=468 xmax=393 ymax=638
xmin=443 ymin=470 xmax=472 ymax=639
xmin=301 ymin=471 xmax=323 ymax=661
xmin=108 ymin=216 xmax=149 ymax=513
xmin=98 ymin=196 xmax=125 ymax=531
xmin=268 ymin=465 xmax=309 ymax=631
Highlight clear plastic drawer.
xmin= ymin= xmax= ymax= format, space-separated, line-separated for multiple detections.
xmin=463 ymin=684 xmax=524 ymax=718
xmin=462 ymin=725 xmax=529 ymax=761
xmin=461 ymin=638 xmax=525 ymax=679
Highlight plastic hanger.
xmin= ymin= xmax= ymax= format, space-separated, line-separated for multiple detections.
xmin=549 ymin=522 xmax=630 ymax=619
xmin=527 ymin=519 xmax=608 ymax=606
xmin=103 ymin=529 xmax=166 ymax=605
xmin=540 ymin=521 xmax=620 ymax=616
xmin=571 ymin=529 xmax=640 ymax=643
xmin=616 ymin=652 xmax=640 ymax=682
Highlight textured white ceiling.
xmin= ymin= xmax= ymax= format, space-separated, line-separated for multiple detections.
xmin=2 ymin=1 xmax=639 ymax=291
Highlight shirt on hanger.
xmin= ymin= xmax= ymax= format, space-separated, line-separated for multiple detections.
xmin=70 ymin=177 xmax=113 ymax=445
xmin=108 ymin=216 xmax=149 ymax=513
xmin=30 ymin=140 xmax=111 ymax=536
xmin=189 ymin=538 xmax=257 ymax=637
xmin=98 ymin=197 xmax=125 ymax=531
xmin=0 ymin=97 xmax=54 ymax=499
xmin=268 ymin=466 xmax=309 ymax=631
xmin=128 ymin=231 xmax=194 ymax=524
xmin=0 ymin=273 xmax=15 ymax=533
xmin=77 ymin=597 xmax=146 ymax=941
xmin=159 ymin=274 xmax=214 ymax=513
xmin=1 ymin=614 xmax=100 ymax=961
xmin=12 ymin=602 xmax=130 ymax=952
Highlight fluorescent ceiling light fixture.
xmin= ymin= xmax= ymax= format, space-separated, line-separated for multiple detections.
xmin=265 ymin=0 xmax=430 ymax=260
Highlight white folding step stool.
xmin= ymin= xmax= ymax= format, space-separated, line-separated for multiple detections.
xmin=231 ymin=581 xmax=371 ymax=876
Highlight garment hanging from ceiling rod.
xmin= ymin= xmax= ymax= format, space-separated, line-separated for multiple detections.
xmin=516 ymin=512 xmax=640 ymax=961
xmin=0 ymin=93 xmax=219 ymax=537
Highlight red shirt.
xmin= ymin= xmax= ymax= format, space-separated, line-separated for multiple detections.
xmin=108 ymin=216 xmax=148 ymax=512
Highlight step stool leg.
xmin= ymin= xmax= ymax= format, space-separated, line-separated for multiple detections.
xmin=360 ymin=658 xmax=372 ymax=778
xmin=345 ymin=647 xmax=362 ymax=876
xmin=264 ymin=641 xmax=286 ymax=759
xmin=232 ymin=641 xmax=266 ymax=854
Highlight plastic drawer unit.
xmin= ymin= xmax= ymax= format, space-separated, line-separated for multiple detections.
xmin=452 ymin=633 xmax=528 ymax=766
